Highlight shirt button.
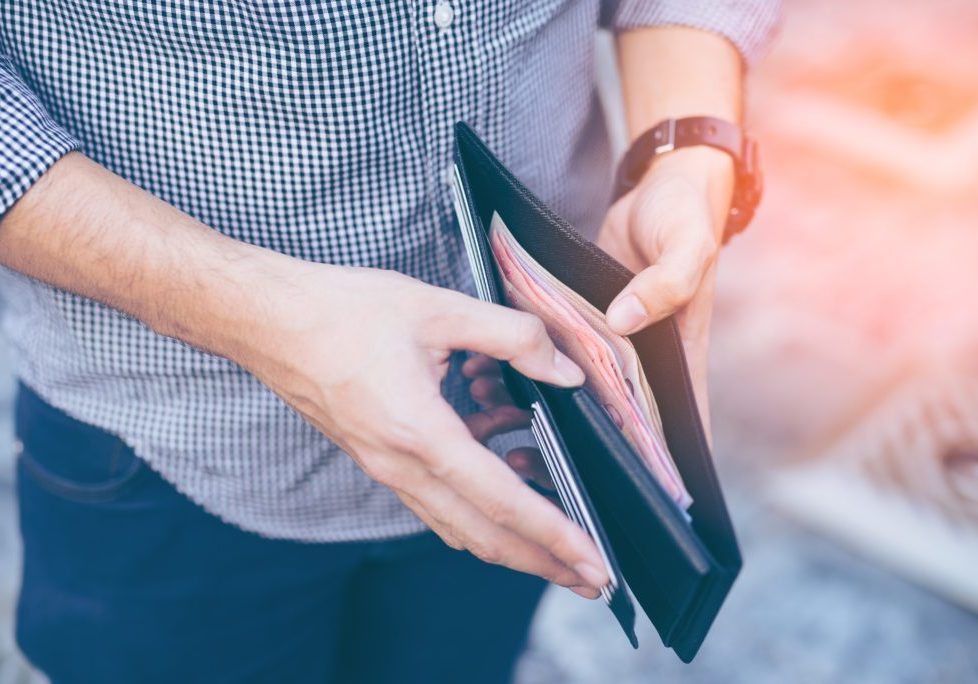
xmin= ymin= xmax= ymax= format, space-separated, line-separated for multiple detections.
xmin=432 ymin=1 xmax=455 ymax=29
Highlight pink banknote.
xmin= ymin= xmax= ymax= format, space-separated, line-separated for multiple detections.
xmin=489 ymin=213 xmax=692 ymax=509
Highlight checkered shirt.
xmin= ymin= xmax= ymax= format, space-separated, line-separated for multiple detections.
xmin=0 ymin=1 xmax=779 ymax=541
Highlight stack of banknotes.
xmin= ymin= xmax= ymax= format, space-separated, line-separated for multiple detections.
xmin=489 ymin=213 xmax=692 ymax=510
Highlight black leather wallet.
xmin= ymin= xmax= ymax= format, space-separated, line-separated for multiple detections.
xmin=450 ymin=122 xmax=742 ymax=662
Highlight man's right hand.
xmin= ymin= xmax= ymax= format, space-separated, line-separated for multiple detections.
xmin=229 ymin=265 xmax=610 ymax=597
xmin=0 ymin=153 xmax=608 ymax=596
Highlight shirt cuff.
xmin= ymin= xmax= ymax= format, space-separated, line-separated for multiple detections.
xmin=607 ymin=0 xmax=782 ymax=66
xmin=0 ymin=57 xmax=81 ymax=218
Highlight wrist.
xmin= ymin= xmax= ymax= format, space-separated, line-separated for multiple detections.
xmin=644 ymin=146 xmax=733 ymax=189
xmin=152 ymin=228 xmax=327 ymax=371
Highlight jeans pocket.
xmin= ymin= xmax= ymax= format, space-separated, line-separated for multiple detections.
xmin=15 ymin=383 xmax=146 ymax=504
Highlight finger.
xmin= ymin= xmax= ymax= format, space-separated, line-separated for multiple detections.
xmin=394 ymin=473 xmax=592 ymax=593
xmin=462 ymin=353 xmax=502 ymax=379
xmin=469 ymin=375 xmax=512 ymax=409
xmin=463 ymin=404 xmax=530 ymax=443
xmin=423 ymin=411 xmax=608 ymax=589
xmin=430 ymin=294 xmax=584 ymax=388
xmin=604 ymin=177 xmax=718 ymax=335
xmin=505 ymin=447 xmax=554 ymax=490
xmin=605 ymin=229 xmax=714 ymax=336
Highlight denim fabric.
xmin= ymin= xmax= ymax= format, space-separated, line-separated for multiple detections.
xmin=14 ymin=383 xmax=546 ymax=684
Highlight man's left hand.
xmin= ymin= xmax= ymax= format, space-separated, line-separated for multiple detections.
xmin=598 ymin=147 xmax=735 ymax=432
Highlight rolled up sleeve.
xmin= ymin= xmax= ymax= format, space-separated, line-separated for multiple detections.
xmin=0 ymin=54 xmax=80 ymax=217
xmin=604 ymin=0 xmax=782 ymax=66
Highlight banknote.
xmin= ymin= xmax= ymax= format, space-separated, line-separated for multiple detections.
xmin=489 ymin=212 xmax=691 ymax=509
xmin=499 ymin=224 xmax=667 ymax=440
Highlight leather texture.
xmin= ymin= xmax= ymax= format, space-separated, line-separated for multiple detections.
xmin=453 ymin=122 xmax=742 ymax=662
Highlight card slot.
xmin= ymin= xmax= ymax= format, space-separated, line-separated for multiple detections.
xmin=531 ymin=403 xmax=619 ymax=594
xmin=529 ymin=413 xmax=587 ymax=530
xmin=530 ymin=414 xmax=614 ymax=601
xmin=451 ymin=166 xmax=495 ymax=303
xmin=529 ymin=418 xmax=583 ymax=528
xmin=531 ymin=426 xmax=615 ymax=605
xmin=530 ymin=416 xmax=613 ymax=605
xmin=533 ymin=403 xmax=617 ymax=577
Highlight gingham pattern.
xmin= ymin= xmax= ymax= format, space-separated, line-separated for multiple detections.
xmin=0 ymin=1 xmax=779 ymax=541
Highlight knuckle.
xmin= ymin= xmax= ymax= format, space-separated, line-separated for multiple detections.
xmin=470 ymin=541 xmax=502 ymax=566
xmin=657 ymin=272 xmax=694 ymax=306
xmin=416 ymin=291 xmax=470 ymax=341
xmin=542 ymin=562 xmax=577 ymax=587
xmin=545 ymin=522 xmax=582 ymax=562
xmin=483 ymin=496 xmax=516 ymax=528
xmin=435 ymin=525 xmax=466 ymax=551
xmin=384 ymin=419 xmax=424 ymax=456
xmin=418 ymin=309 xmax=452 ymax=340
xmin=361 ymin=458 xmax=397 ymax=486
xmin=513 ymin=313 xmax=549 ymax=352
xmin=602 ymin=199 xmax=628 ymax=232
xmin=428 ymin=457 xmax=457 ymax=481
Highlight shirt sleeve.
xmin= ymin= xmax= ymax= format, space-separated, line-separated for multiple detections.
xmin=603 ymin=0 xmax=782 ymax=66
xmin=0 ymin=54 xmax=80 ymax=217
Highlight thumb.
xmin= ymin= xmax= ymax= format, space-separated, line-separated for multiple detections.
xmin=605 ymin=206 xmax=716 ymax=336
xmin=606 ymin=243 xmax=710 ymax=335
xmin=430 ymin=293 xmax=585 ymax=387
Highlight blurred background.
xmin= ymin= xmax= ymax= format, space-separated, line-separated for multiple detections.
xmin=3 ymin=0 xmax=978 ymax=682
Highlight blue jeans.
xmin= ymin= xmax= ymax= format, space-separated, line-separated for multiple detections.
xmin=14 ymin=383 xmax=546 ymax=683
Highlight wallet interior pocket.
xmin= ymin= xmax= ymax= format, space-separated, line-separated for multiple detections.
xmin=540 ymin=384 xmax=709 ymax=632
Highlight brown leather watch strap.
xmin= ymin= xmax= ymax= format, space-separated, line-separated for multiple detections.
xmin=612 ymin=116 xmax=763 ymax=244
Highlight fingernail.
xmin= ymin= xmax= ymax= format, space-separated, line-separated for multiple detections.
xmin=569 ymin=585 xmax=601 ymax=600
xmin=606 ymin=294 xmax=647 ymax=335
xmin=574 ymin=562 xmax=608 ymax=589
xmin=553 ymin=350 xmax=585 ymax=386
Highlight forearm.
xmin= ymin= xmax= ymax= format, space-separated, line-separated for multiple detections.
xmin=0 ymin=152 xmax=316 ymax=367
xmin=617 ymin=25 xmax=742 ymax=137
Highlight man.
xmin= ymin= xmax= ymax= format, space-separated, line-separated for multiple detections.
xmin=0 ymin=1 xmax=778 ymax=682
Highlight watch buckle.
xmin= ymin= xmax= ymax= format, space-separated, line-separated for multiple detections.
xmin=653 ymin=119 xmax=676 ymax=155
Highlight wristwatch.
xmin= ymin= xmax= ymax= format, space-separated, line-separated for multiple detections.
xmin=612 ymin=116 xmax=763 ymax=245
